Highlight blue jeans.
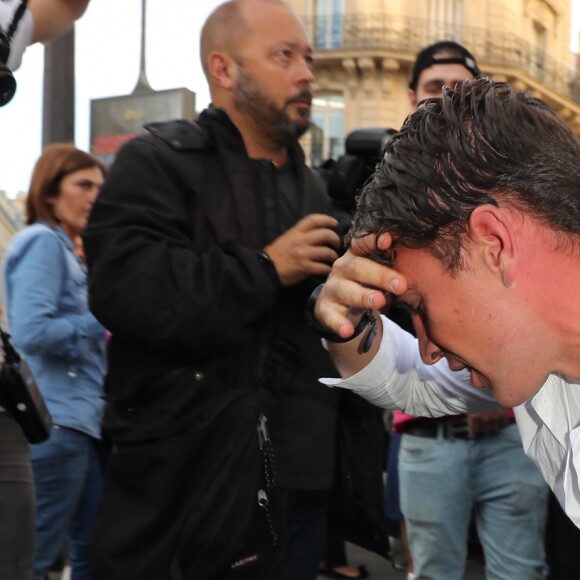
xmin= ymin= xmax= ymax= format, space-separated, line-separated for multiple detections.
xmin=267 ymin=488 xmax=328 ymax=580
xmin=29 ymin=426 xmax=104 ymax=580
xmin=399 ymin=423 xmax=548 ymax=580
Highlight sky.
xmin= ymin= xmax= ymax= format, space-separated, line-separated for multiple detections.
xmin=0 ymin=0 xmax=579 ymax=199
xmin=0 ymin=0 xmax=222 ymax=198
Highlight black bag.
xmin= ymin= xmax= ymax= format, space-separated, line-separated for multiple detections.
xmin=0 ymin=326 xmax=52 ymax=443
xmin=91 ymin=393 xmax=285 ymax=580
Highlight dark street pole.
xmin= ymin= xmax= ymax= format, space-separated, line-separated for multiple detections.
xmin=42 ymin=27 xmax=75 ymax=146
xmin=133 ymin=0 xmax=152 ymax=94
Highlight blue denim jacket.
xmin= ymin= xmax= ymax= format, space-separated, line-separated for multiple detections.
xmin=3 ymin=223 xmax=106 ymax=438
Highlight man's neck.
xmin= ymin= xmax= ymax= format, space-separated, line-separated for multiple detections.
xmin=244 ymin=138 xmax=288 ymax=168
xmin=519 ymin=223 xmax=580 ymax=380
xmin=215 ymin=103 xmax=290 ymax=167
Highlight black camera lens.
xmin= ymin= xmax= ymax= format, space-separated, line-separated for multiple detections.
xmin=0 ymin=63 xmax=16 ymax=106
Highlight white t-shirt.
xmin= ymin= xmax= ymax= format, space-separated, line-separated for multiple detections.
xmin=321 ymin=316 xmax=580 ymax=529
xmin=1 ymin=0 xmax=34 ymax=71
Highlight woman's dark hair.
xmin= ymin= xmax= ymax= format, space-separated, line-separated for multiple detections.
xmin=26 ymin=143 xmax=105 ymax=226
xmin=351 ymin=77 xmax=580 ymax=273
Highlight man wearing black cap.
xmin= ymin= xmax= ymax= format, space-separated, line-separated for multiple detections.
xmin=407 ymin=40 xmax=480 ymax=107
xmin=386 ymin=41 xmax=549 ymax=580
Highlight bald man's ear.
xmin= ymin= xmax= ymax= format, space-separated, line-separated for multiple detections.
xmin=468 ymin=205 xmax=518 ymax=288
xmin=207 ymin=51 xmax=236 ymax=90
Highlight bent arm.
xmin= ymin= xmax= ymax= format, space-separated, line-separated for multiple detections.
xmin=2 ymin=0 xmax=90 ymax=70
xmin=83 ymin=137 xmax=281 ymax=360
xmin=28 ymin=0 xmax=90 ymax=43
xmin=322 ymin=316 xmax=499 ymax=416
xmin=5 ymin=230 xmax=103 ymax=361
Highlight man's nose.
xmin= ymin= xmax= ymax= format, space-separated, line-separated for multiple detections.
xmin=297 ymin=59 xmax=315 ymax=85
xmin=418 ymin=334 xmax=445 ymax=365
xmin=412 ymin=314 xmax=444 ymax=365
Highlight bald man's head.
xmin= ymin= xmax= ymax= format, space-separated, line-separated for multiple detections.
xmin=200 ymin=0 xmax=292 ymax=80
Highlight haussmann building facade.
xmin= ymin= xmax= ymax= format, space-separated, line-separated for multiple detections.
xmin=288 ymin=0 xmax=580 ymax=164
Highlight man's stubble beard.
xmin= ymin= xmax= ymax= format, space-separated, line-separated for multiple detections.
xmin=233 ymin=67 xmax=311 ymax=148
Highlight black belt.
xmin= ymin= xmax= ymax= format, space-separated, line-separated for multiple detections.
xmin=401 ymin=417 xmax=516 ymax=441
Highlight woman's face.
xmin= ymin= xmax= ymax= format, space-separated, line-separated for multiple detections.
xmin=48 ymin=166 xmax=104 ymax=239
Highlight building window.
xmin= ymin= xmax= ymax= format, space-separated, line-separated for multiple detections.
xmin=428 ymin=0 xmax=464 ymax=23
xmin=428 ymin=0 xmax=464 ymax=40
xmin=532 ymin=21 xmax=548 ymax=81
xmin=310 ymin=94 xmax=345 ymax=166
xmin=314 ymin=0 xmax=344 ymax=49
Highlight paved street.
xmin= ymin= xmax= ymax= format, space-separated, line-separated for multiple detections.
xmin=318 ymin=541 xmax=486 ymax=580
xmin=49 ymin=540 xmax=486 ymax=579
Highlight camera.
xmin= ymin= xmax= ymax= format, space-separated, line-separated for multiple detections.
xmin=0 ymin=0 xmax=30 ymax=107
xmin=319 ymin=127 xmax=397 ymax=215
xmin=316 ymin=127 xmax=397 ymax=243
xmin=0 ymin=30 xmax=16 ymax=107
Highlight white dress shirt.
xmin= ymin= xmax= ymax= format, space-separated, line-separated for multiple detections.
xmin=321 ymin=316 xmax=580 ymax=529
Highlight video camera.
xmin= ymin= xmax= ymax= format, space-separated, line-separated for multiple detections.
xmin=0 ymin=29 xmax=16 ymax=106
xmin=314 ymin=127 xmax=396 ymax=246
xmin=0 ymin=0 xmax=29 ymax=107
xmin=319 ymin=127 xmax=396 ymax=215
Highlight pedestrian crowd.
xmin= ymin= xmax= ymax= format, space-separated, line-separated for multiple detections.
xmin=0 ymin=1 xmax=579 ymax=580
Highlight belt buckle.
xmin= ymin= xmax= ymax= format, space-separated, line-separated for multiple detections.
xmin=446 ymin=419 xmax=472 ymax=441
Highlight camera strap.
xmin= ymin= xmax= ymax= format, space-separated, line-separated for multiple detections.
xmin=0 ymin=0 xmax=28 ymax=64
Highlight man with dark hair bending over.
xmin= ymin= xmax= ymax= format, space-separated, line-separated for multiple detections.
xmin=308 ymin=77 xmax=580 ymax=536
xmin=380 ymin=41 xmax=548 ymax=580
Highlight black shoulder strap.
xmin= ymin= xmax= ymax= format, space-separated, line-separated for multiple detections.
xmin=0 ymin=0 xmax=28 ymax=64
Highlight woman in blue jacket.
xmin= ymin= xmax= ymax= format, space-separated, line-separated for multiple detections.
xmin=4 ymin=143 xmax=106 ymax=580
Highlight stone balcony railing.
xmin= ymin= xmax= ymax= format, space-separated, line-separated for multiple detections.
xmin=302 ymin=13 xmax=579 ymax=102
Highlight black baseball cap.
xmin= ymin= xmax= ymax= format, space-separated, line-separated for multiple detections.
xmin=409 ymin=40 xmax=481 ymax=91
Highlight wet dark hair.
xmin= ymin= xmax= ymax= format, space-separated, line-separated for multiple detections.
xmin=350 ymin=77 xmax=580 ymax=273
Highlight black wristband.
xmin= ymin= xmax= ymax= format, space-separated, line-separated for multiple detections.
xmin=305 ymin=284 xmax=377 ymax=352
xmin=258 ymin=250 xmax=281 ymax=288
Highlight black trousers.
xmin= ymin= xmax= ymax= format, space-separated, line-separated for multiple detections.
xmin=0 ymin=412 xmax=35 ymax=580
xmin=545 ymin=491 xmax=580 ymax=579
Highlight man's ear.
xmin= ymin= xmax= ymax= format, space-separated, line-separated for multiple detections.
xmin=408 ymin=88 xmax=418 ymax=111
xmin=468 ymin=205 xmax=518 ymax=288
xmin=207 ymin=51 xmax=236 ymax=90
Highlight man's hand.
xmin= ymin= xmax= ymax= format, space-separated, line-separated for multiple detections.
xmin=264 ymin=214 xmax=340 ymax=286
xmin=467 ymin=409 xmax=509 ymax=437
xmin=314 ymin=231 xmax=408 ymax=340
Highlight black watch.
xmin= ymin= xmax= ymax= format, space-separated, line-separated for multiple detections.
xmin=304 ymin=284 xmax=378 ymax=353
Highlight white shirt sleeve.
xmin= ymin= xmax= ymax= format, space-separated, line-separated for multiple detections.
xmin=320 ymin=315 xmax=499 ymax=415
xmin=0 ymin=1 xmax=34 ymax=71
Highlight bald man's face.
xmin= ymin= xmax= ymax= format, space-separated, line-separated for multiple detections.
xmin=231 ymin=2 xmax=315 ymax=146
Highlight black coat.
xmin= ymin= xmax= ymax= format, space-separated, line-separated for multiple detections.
xmin=85 ymin=107 xmax=337 ymax=443
xmin=84 ymin=108 xmax=388 ymax=579
xmin=84 ymin=108 xmax=338 ymax=578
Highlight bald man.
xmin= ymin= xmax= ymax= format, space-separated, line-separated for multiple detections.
xmin=83 ymin=1 xmax=348 ymax=579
